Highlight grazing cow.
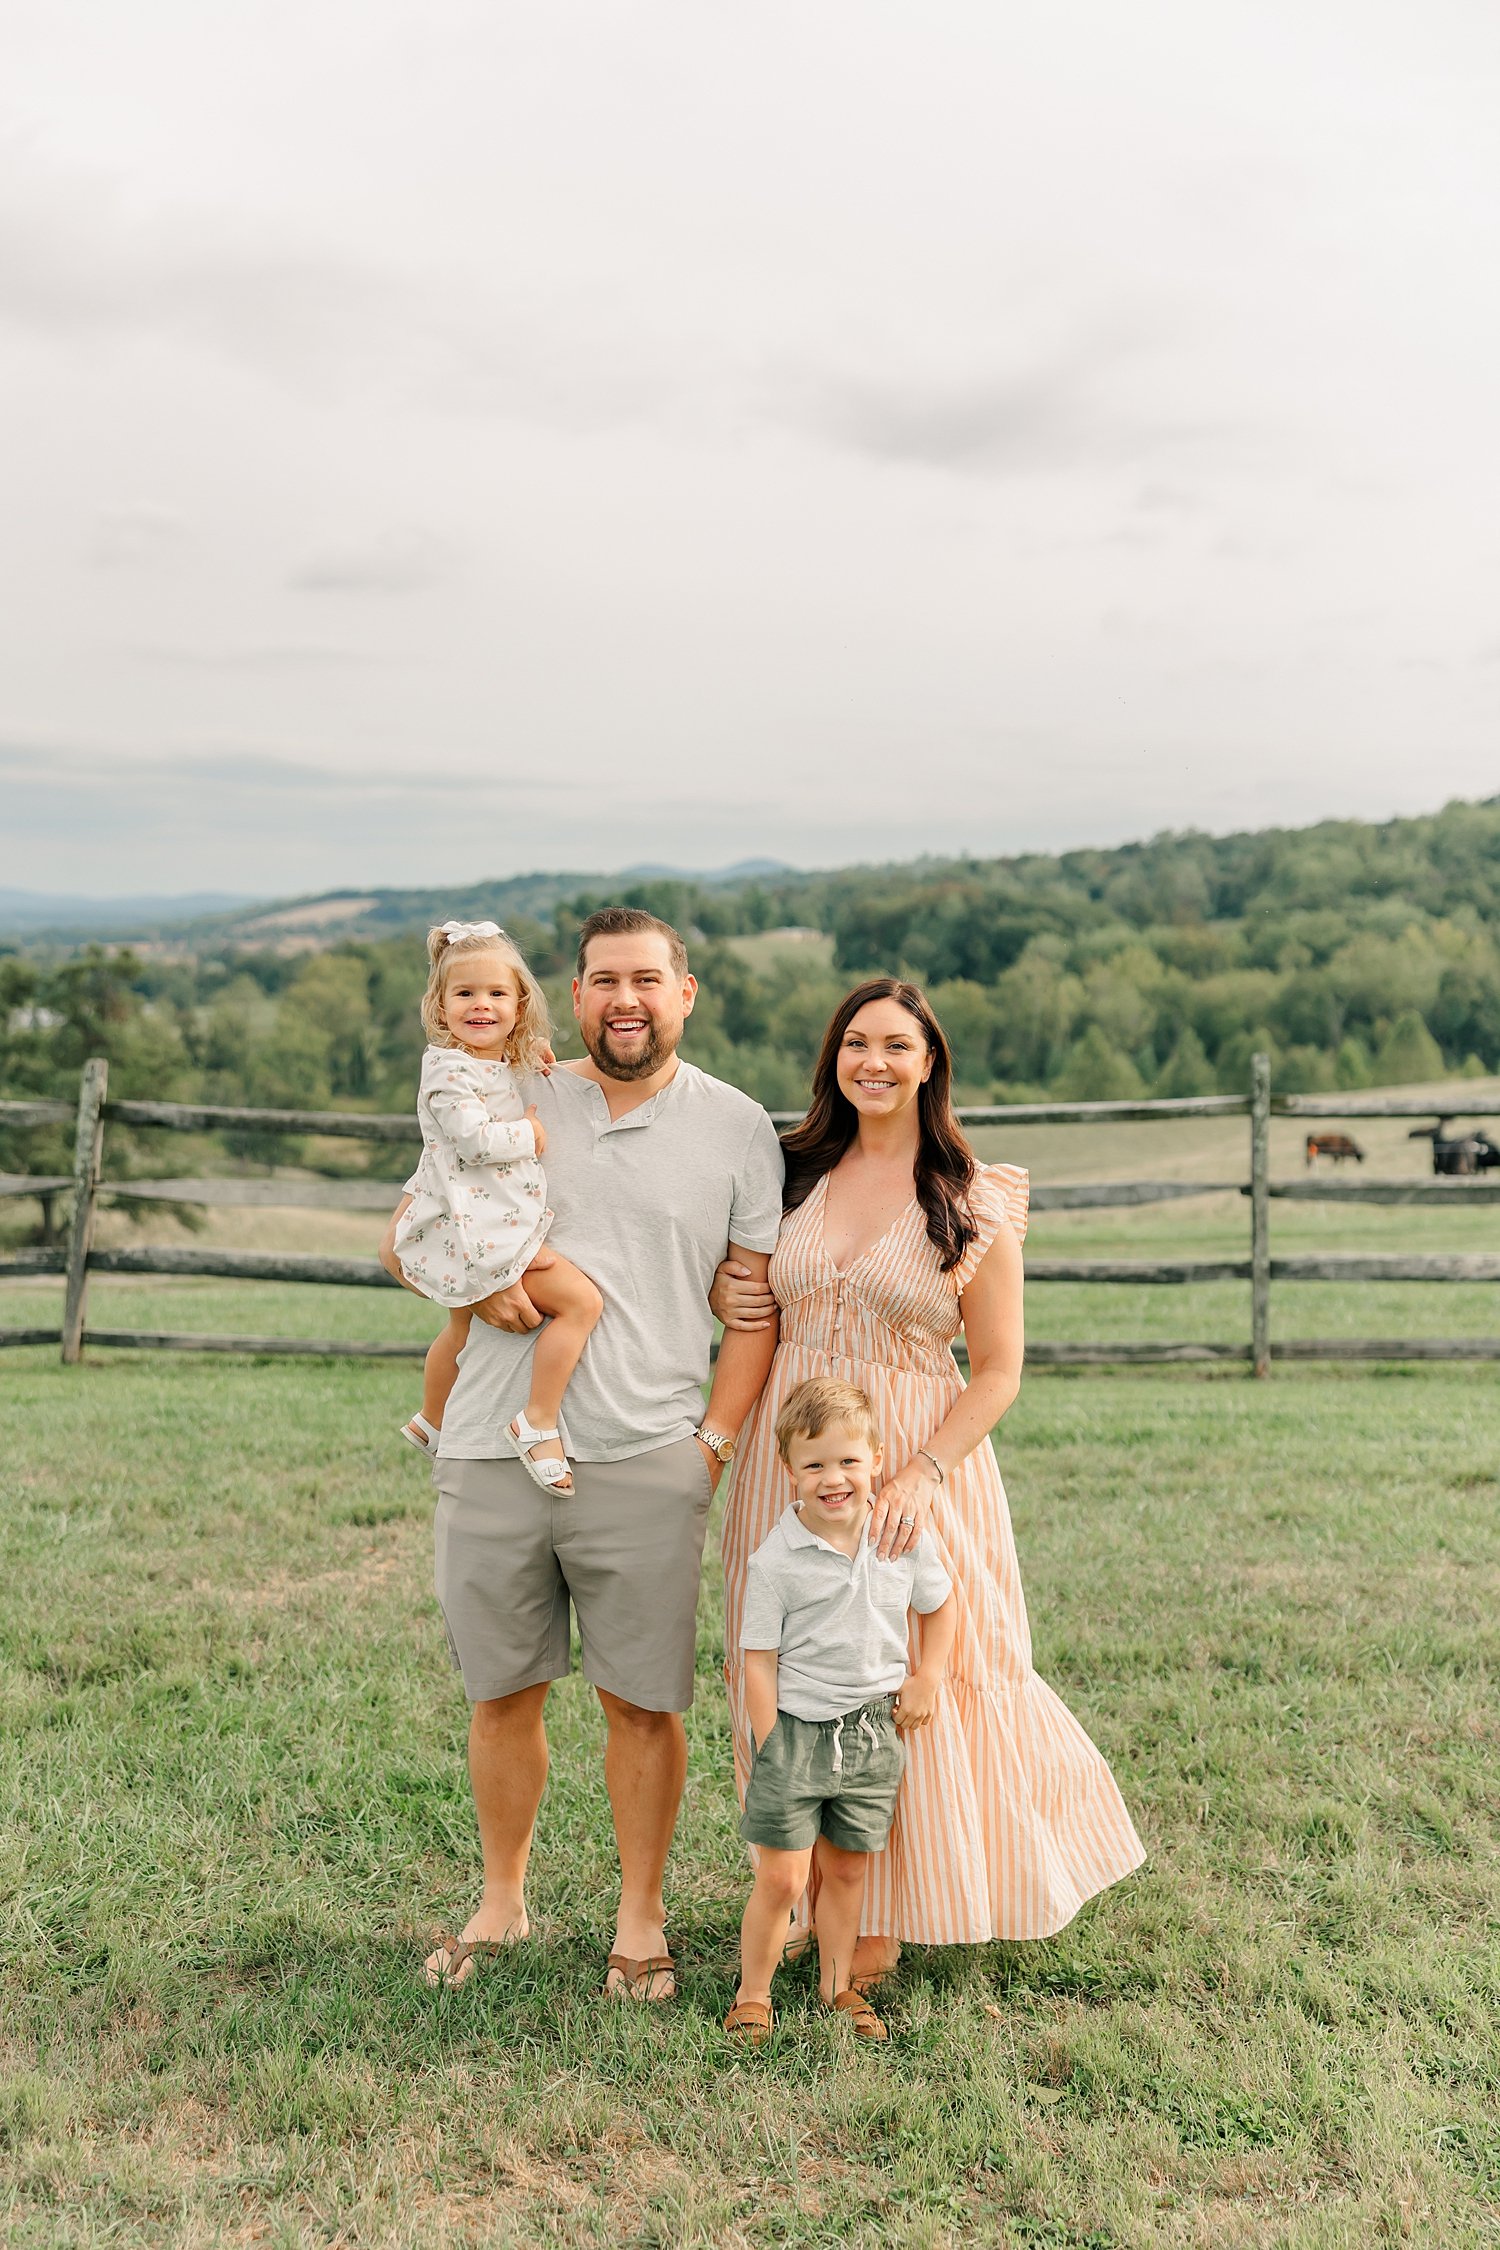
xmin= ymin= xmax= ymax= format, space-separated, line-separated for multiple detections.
xmin=1408 ymin=1121 xmax=1500 ymax=1176
xmin=1305 ymin=1133 xmax=1365 ymax=1166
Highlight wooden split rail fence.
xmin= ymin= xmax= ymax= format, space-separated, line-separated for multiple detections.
xmin=1 ymin=1058 xmax=1498 ymax=1373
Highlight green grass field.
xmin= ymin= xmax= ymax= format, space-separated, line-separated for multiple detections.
xmin=2 ymin=1099 xmax=1498 ymax=2245
xmin=2 ymin=1337 xmax=1498 ymax=2249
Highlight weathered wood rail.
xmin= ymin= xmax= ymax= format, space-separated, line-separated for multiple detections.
xmin=2 ymin=1066 xmax=1497 ymax=1371
xmin=1272 ymin=1092 xmax=1500 ymax=1117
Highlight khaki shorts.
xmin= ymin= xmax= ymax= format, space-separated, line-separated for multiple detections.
xmin=432 ymin=1437 xmax=715 ymax=1711
xmin=740 ymin=1697 xmax=905 ymax=1855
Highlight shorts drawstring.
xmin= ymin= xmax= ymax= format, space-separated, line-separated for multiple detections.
xmin=830 ymin=1704 xmax=886 ymax=1776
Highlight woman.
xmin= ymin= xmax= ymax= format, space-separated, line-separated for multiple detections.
xmin=716 ymin=978 xmax=1144 ymax=1984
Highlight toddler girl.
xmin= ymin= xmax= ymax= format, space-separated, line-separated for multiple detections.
xmin=393 ymin=919 xmax=602 ymax=1492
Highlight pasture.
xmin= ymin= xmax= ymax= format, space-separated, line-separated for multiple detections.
xmin=2 ymin=1112 xmax=1498 ymax=2248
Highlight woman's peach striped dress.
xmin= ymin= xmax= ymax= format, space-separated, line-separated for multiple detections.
xmin=720 ymin=1164 xmax=1145 ymax=1942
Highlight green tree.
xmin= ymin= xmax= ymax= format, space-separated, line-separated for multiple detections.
xmin=925 ymin=980 xmax=1000 ymax=1089
xmin=992 ymin=943 xmax=1084 ymax=1082
xmin=1079 ymin=946 xmax=1161 ymax=1053
xmin=1372 ymin=1010 xmax=1445 ymax=1085
xmin=1188 ymin=970 xmax=1280 ymax=1061
xmin=1430 ymin=961 xmax=1500 ymax=1070
xmin=1277 ymin=1044 xmax=1337 ymax=1093
xmin=1155 ymin=1027 xmax=1215 ymax=1097
xmin=1334 ymin=1037 xmax=1373 ymax=1090
xmin=1052 ymin=1025 xmax=1145 ymax=1101
xmin=1215 ymin=1027 xmax=1280 ymax=1094
xmin=1326 ymin=929 xmax=1442 ymax=1035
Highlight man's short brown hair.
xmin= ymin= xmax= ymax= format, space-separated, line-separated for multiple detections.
xmin=575 ymin=906 xmax=689 ymax=980
xmin=774 ymin=1377 xmax=883 ymax=1463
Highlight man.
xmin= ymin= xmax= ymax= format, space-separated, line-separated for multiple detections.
xmin=384 ymin=907 xmax=783 ymax=1997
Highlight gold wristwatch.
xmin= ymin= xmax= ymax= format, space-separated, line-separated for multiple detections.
xmin=693 ymin=1425 xmax=736 ymax=1467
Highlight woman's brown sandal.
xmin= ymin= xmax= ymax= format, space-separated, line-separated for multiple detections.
xmin=828 ymin=1988 xmax=889 ymax=2041
xmin=723 ymin=2000 xmax=774 ymax=2045
xmin=604 ymin=1952 xmax=677 ymax=2002
xmin=423 ymin=1932 xmax=512 ymax=1988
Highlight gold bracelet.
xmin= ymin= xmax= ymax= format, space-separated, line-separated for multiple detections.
xmin=917 ymin=1448 xmax=945 ymax=1485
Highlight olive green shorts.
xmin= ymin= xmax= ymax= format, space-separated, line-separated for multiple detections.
xmin=740 ymin=1697 xmax=905 ymax=1855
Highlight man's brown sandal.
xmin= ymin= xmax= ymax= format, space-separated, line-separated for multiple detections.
xmin=827 ymin=1988 xmax=889 ymax=2041
xmin=723 ymin=2000 xmax=774 ymax=2045
xmin=423 ymin=1931 xmax=513 ymax=1989
xmin=604 ymin=1952 xmax=676 ymax=2002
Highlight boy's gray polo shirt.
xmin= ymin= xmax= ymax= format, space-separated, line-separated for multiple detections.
xmin=436 ymin=1060 xmax=784 ymax=1464
xmin=740 ymin=1505 xmax=953 ymax=1720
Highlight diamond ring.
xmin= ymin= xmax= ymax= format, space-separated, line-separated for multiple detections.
xmin=899 ymin=1512 xmax=916 ymax=1526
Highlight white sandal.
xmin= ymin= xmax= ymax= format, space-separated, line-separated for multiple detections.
xmin=509 ymin=1411 xmax=574 ymax=1494
xmin=399 ymin=1413 xmax=441 ymax=1452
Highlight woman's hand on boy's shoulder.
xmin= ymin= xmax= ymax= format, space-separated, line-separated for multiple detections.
xmin=870 ymin=1457 xmax=939 ymax=1560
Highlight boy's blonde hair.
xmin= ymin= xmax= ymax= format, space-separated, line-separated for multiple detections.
xmin=774 ymin=1376 xmax=882 ymax=1462
xmin=420 ymin=922 xmax=552 ymax=1074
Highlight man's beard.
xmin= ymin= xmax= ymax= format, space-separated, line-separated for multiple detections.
xmin=581 ymin=1017 xmax=676 ymax=1081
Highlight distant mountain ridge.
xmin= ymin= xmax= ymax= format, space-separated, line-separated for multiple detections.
xmin=0 ymin=887 xmax=259 ymax=937
xmin=0 ymin=862 xmax=796 ymax=949
xmin=7 ymin=796 xmax=1500 ymax=962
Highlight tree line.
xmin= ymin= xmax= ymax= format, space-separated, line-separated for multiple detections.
xmin=3 ymin=795 xmax=1498 ymax=1186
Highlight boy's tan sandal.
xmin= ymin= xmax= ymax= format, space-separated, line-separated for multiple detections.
xmin=604 ymin=1951 xmax=676 ymax=2002
xmin=723 ymin=2001 xmax=774 ymax=2044
xmin=828 ymin=1988 xmax=888 ymax=2041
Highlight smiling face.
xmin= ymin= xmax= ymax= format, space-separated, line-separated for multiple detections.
xmin=834 ymin=996 xmax=933 ymax=1122
xmin=440 ymin=950 xmax=522 ymax=1057
xmin=573 ymin=931 xmax=696 ymax=1081
xmin=784 ymin=1418 xmax=884 ymax=1544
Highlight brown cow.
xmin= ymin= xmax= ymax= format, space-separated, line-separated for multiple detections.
xmin=1305 ymin=1133 xmax=1365 ymax=1166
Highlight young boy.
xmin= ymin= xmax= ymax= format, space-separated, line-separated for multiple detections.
xmin=724 ymin=1377 xmax=958 ymax=2045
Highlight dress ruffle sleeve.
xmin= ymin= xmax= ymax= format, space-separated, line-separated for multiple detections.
xmin=954 ymin=1162 xmax=1029 ymax=1292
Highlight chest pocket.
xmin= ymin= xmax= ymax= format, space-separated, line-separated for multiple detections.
xmin=869 ymin=1560 xmax=914 ymax=1620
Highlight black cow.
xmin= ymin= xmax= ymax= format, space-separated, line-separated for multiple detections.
xmin=1408 ymin=1120 xmax=1500 ymax=1176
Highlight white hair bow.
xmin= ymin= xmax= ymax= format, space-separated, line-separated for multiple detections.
xmin=439 ymin=919 xmax=504 ymax=943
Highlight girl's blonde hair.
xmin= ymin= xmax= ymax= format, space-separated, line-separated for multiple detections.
xmin=420 ymin=923 xmax=552 ymax=1073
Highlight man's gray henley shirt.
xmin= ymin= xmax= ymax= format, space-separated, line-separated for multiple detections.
xmin=435 ymin=1060 xmax=784 ymax=1464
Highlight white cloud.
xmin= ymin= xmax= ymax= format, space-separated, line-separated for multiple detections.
xmin=0 ymin=0 xmax=1497 ymax=899
xmin=288 ymin=527 xmax=457 ymax=595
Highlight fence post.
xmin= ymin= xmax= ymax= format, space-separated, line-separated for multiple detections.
xmin=61 ymin=1057 xmax=108 ymax=1365
xmin=1250 ymin=1051 xmax=1271 ymax=1378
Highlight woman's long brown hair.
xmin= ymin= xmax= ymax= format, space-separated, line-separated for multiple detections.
xmin=782 ymin=978 xmax=977 ymax=1272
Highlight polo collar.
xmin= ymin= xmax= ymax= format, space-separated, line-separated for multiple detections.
xmin=781 ymin=1501 xmax=872 ymax=1559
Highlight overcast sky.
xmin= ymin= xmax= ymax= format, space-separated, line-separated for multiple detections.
xmin=3 ymin=1 xmax=1498 ymax=900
